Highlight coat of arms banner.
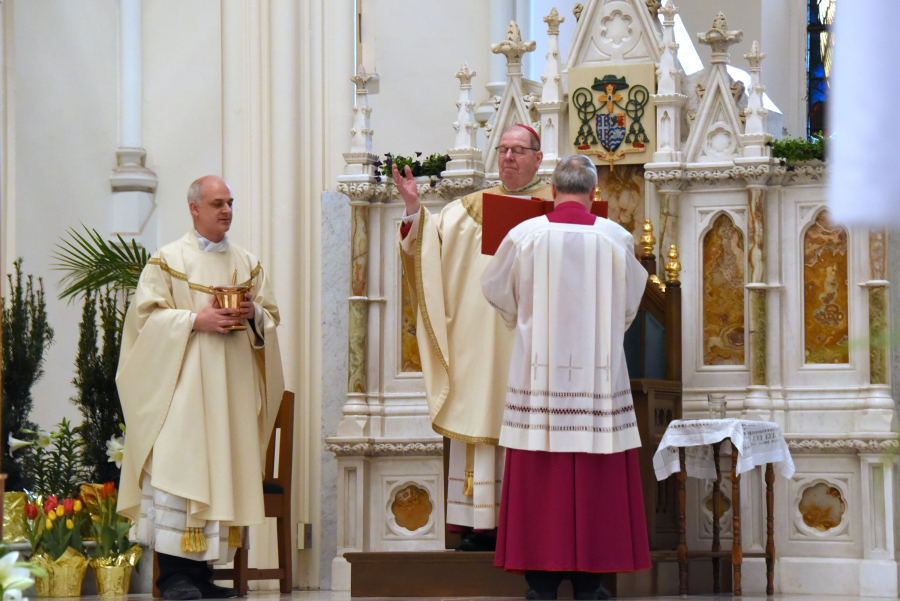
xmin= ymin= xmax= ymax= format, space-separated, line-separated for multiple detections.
xmin=567 ymin=63 xmax=657 ymax=167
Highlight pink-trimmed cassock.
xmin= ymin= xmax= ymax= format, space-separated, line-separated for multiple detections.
xmin=482 ymin=201 xmax=651 ymax=575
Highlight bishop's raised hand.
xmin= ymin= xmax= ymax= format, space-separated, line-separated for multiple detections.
xmin=392 ymin=163 xmax=420 ymax=216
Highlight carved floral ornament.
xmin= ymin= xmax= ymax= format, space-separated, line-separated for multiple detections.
xmin=491 ymin=21 xmax=536 ymax=64
xmin=325 ymin=442 xmax=444 ymax=457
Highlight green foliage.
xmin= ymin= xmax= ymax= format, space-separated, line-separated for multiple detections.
xmin=19 ymin=419 xmax=88 ymax=499
xmin=769 ymin=133 xmax=828 ymax=163
xmin=1 ymin=258 xmax=54 ymax=491
xmin=373 ymin=152 xmax=452 ymax=185
xmin=91 ymin=484 xmax=132 ymax=560
xmin=53 ymin=226 xmax=150 ymax=302
xmin=71 ymin=289 xmax=124 ymax=485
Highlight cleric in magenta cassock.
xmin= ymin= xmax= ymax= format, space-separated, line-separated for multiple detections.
xmin=482 ymin=155 xmax=651 ymax=601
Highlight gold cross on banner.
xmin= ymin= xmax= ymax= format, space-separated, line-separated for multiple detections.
xmin=604 ymin=84 xmax=623 ymax=113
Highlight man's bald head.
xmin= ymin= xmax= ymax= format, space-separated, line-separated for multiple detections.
xmin=188 ymin=175 xmax=234 ymax=242
xmin=500 ymin=125 xmax=540 ymax=150
xmin=187 ymin=175 xmax=232 ymax=206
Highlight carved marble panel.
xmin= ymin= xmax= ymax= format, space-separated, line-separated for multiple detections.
xmin=702 ymin=214 xmax=745 ymax=365
xmin=598 ymin=164 xmax=645 ymax=249
xmin=803 ymin=211 xmax=849 ymax=364
xmin=401 ymin=275 xmax=422 ymax=372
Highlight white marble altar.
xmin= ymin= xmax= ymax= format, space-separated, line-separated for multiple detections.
xmin=326 ymin=1 xmax=899 ymax=597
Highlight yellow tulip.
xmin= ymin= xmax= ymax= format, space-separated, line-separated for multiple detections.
xmin=56 ymin=506 xmax=64 ymax=517
xmin=46 ymin=519 xmax=53 ymax=530
xmin=66 ymin=519 xmax=74 ymax=530
xmin=73 ymin=500 xmax=82 ymax=512
xmin=47 ymin=511 xmax=56 ymax=521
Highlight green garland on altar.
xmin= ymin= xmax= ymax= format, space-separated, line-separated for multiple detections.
xmin=768 ymin=133 xmax=828 ymax=164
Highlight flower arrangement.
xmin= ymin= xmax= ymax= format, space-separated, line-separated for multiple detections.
xmin=373 ymin=152 xmax=451 ymax=185
xmin=89 ymin=482 xmax=134 ymax=561
xmin=23 ymin=496 xmax=87 ymax=561
xmin=768 ymin=132 xmax=829 ymax=164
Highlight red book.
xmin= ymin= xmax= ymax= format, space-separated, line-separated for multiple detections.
xmin=481 ymin=193 xmax=609 ymax=255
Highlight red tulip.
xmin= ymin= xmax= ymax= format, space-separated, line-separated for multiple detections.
xmin=25 ymin=503 xmax=38 ymax=520
xmin=62 ymin=498 xmax=75 ymax=515
xmin=101 ymin=481 xmax=116 ymax=500
xmin=43 ymin=495 xmax=58 ymax=514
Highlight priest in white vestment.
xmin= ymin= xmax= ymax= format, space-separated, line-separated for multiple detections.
xmin=482 ymin=156 xmax=650 ymax=600
xmin=395 ymin=125 xmax=550 ymax=550
xmin=117 ymin=176 xmax=285 ymax=600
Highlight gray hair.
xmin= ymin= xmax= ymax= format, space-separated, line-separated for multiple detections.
xmin=552 ymin=155 xmax=598 ymax=195
xmin=187 ymin=178 xmax=205 ymax=206
xmin=187 ymin=175 xmax=232 ymax=205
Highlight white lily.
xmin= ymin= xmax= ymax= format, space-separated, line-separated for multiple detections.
xmin=34 ymin=431 xmax=52 ymax=450
xmin=106 ymin=435 xmax=125 ymax=468
xmin=6 ymin=435 xmax=32 ymax=455
xmin=0 ymin=552 xmax=36 ymax=599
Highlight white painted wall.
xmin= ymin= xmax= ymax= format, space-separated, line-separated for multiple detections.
xmin=4 ymin=0 xmax=119 ymax=429
xmin=365 ymin=0 xmax=493 ymax=159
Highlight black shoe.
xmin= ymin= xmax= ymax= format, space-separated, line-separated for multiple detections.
xmin=160 ymin=576 xmax=202 ymax=600
xmin=193 ymin=580 xmax=239 ymax=599
xmin=455 ymin=532 xmax=497 ymax=552
xmin=573 ymin=583 xmax=612 ymax=600
xmin=525 ymin=589 xmax=558 ymax=600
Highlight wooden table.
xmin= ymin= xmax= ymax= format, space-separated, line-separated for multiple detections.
xmin=673 ymin=440 xmax=775 ymax=596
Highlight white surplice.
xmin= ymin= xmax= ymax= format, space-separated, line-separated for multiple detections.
xmin=481 ymin=215 xmax=647 ymax=454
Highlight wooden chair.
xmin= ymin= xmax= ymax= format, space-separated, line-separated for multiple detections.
xmin=153 ymin=391 xmax=295 ymax=596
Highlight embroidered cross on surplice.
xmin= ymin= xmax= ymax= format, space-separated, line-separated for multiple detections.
xmin=595 ymin=354 xmax=610 ymax=383
xmin=557 ymin=354 xmax=583 ymax=382
xmin=532 ymin=353 xmax=549 ymax=381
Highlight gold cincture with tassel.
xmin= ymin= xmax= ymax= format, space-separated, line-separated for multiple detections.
xmin=228 ymin=526 xmax=243 ymax=548
xmin=181 ymin=527 xmax=209 ymax=553
xmin=462 ymin=443 xmax=475 ymax=497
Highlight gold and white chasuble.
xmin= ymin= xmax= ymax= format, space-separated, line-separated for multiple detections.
xmin=481 ymin=216 xmax=647 ymax=453
xmin=117 ymin=231 xmax=285 ymax=561
xmin=399 ymin=181 xmax=552 ymax=528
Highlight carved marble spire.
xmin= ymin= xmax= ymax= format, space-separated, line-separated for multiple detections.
xmin=491 ymin=21 xmax=536 ymax=66
xmin=656 ymin=2 xmax=681 ymax=96
xmin=349 ymin=64 xmax=376 ymax=154
xmin=697 ymin=12 xmax=743 ymax=63
xmin=452 ymin=62 xmax=478 ymax=151
xmin=743 ymin=41 xmax=768 ymax=137
xmin=536 ymin=8 xmax=566 ymax=174
xmin=540 ymin=9 xmax=564 ymax=104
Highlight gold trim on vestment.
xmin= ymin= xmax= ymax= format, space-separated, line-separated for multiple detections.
xmin=460 ymin=194 xmax=483 ymax=226
xmin=462 ymin=180 xmax=551 ymax=226
xmin=413 ymin=211 xmax=449 ymax=374
xmin=432 ymin=423 xmax=499 ymax=446
xmin=148 ymin=258 xmax=262 ymax=294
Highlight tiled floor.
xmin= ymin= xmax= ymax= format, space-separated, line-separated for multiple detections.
xmin=65 ymin=593 xmax=900 ymax=601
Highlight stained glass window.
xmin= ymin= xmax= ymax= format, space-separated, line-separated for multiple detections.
xmin=807 ymin=0 xmax=835 ymax=137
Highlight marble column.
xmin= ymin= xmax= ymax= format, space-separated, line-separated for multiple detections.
xmin=862 ymin=229 xmax=892 ymax=429
xmin=746 ymin=184 xmax=767 ymax=388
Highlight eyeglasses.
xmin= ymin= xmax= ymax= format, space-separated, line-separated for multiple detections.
xmin=496 ymin=146 xmax=539 ymax=156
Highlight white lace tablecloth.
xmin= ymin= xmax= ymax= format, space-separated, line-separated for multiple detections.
xmin=653 ymin=418 xmax=795 ymax=481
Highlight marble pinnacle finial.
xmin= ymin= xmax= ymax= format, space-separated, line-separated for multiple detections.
xmin=640 ymin=219 xmax=657 ymax=257
xmin=665 ymin=245 xmax=682 ymax=284
xmin=544 ymin=8 xmax=565 ymax=35
xmin=491 ymin=21 xmax=536 ymax=64
xmin=351 ymin=64 xmax=375 ymax=92
xmin=744 ymin=41 xmax=766 ymax=69
xmin=658 ymin=1 xmax=680 ymax=20
xmin=455 ymin=62 xmax=476 ymax=86
xmin=698 ymin=12 xmax=742 ymax=60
